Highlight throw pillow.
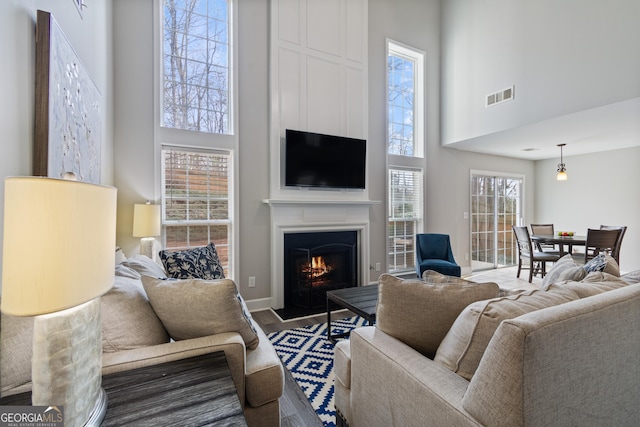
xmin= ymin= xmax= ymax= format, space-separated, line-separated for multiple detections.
xmin=433 ymin=285 xmax=579 ymax=380
xmin=541 ymin=254 xmax=582 ymax=289
xmin=121 ymin=254 xmax=168 ymax=278
xmin=583 ymin=253 xmax=620 ymax=276
xmin=580 ymin=271 xmax=627 ymax=284
xmin=115 ymin=246 xmax=127 ymax=265
xmin=558 ymin=277 xmax=628 ymax=298
xmin=141 ymin=276 xmax=259 ymax=349
xmin=621 ymin=269 xmax=640 ymax=285
xmin=114 ymin=263 xmax=141 ymax=280
xmin=101 ymin=275 xmax=170 ymax=352
xmin=422 ymin=269 xmax=470 ymax=284
xmin=376 ymin=274 xmax=500 ymax=359
xmin=159 ymin=243 xmax=225 ymax=280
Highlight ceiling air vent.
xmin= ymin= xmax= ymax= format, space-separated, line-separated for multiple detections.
xmin=486 ymin=85 xmax=515 ymax=107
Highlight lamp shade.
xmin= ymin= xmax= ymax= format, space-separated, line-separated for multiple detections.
xmin=1 ymin=177 xmax=117 ymax=316
xmin=132 ymin=203 xmax=161 ymax=237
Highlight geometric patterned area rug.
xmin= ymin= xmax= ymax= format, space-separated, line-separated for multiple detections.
xmin=267 ymin=316 xmax=367 ymax=427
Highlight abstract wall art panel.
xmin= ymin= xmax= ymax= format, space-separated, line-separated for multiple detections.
xmin=34 ymin=10 xmax=101 ymax=184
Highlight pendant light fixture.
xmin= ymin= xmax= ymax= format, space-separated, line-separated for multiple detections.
xmin=556 ymin=143 xmax=568 ymax=181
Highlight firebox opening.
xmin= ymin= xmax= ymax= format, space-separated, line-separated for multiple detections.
xmin=281 ymin=231 xmax=358 ymax=318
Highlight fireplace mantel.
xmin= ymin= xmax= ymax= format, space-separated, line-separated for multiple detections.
xmin=264 ymin=198 xmax=377 ymax=309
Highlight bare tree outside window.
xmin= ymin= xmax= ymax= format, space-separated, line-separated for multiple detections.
xmin=163 ymin=0 xmax=230 ymax=134
xmin=388 ymin=54 xmax=415 ymax=156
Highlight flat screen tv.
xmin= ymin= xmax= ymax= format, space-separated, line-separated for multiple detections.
xmin=285 ymin=129 xmax=366 ymax=189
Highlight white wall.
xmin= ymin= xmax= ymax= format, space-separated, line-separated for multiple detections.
xmin=535 ymin=147 xmax=640 ymax=272
xmin=0 ymin=0 xmax=113 ymax=289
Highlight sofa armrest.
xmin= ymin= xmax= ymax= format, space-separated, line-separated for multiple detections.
xmin=102 ymin=332 xmax=247 ymax=405
xmin=349 ymin=326 xmax=480 ymax=427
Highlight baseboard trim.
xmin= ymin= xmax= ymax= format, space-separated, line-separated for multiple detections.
xmin=244 ymin=297 xmax=273 ymax=312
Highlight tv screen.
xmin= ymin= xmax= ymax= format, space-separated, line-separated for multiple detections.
xmin=285 ymin=129 xmax=366 ymax=189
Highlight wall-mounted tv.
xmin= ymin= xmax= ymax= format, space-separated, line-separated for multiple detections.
xmin=285 ymin=129 xmax=366 ymax=190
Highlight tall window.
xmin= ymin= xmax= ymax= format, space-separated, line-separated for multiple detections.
xmin=162 ymin=0 xmax=231 ymax=133
xmin=162 ymin=149 xmax=232 ymax=274
xmin=387 ymin=40 xmax=425 ymax=273
xmin=158 ymin=0 xmax=236 ymax=278
xmin=388 ymin=168 xmax=423 ymax=272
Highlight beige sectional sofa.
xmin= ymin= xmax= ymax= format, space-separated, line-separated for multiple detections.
xmin=335 ymin=262 xmax=640 ymax=427
xmin=1 ymin=255 xmax=284 ymax=427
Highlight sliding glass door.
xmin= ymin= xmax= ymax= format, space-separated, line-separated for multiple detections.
xmin=470 ymin=172 xmax=523 ymax=271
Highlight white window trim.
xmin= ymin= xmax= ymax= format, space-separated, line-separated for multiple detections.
xmin=152 ymin=0 xmax=239 ymax=279
xmin=386 ymin=39 xmax=426 ymax=274
xmin=386 ymin=39 xmax=425 ymax=160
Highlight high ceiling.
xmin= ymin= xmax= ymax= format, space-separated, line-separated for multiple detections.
xmin=444 ymin=97 xmax=640 ymax=161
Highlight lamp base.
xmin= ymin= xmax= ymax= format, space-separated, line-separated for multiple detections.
xmin=85 ymin=388 xmax=108 ymax=426
xmin=32 ymin=298 xmax=106 ymax=427
xmin=140 ymin=237 xmax=156 ymax=260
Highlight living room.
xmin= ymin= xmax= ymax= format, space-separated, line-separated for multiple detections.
xmin=1 ymin=0 xmax=639 ymax=425
xmin=2 ymin=0 xmax=638 ymax=311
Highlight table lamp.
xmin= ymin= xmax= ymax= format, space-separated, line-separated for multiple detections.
xmin=1 ymin=176 xmax=116 ymax=427
xmin=132 ymin=201 xmax=161 ymax=259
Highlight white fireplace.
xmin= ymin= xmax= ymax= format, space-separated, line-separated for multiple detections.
xmin=262 ymin=198 xmax=377 ymax=309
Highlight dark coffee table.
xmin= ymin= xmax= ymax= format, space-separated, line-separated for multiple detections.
xmin=326 ymin=285 xmax=378 ymax=343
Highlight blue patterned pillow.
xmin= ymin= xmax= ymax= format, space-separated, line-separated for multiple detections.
xmin=159 ymin=243 xmax=225 ymax=280
xmin=583 ymin=253 xmax=608 ymax=273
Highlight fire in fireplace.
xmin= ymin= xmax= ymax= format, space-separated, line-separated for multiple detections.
xmin=284 ymin=231 xmax=358 ymax=312
xmin=301 ymin=256 xmax=333 ymax=280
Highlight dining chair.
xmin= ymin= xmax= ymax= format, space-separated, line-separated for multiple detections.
xmin=572 ymin=228 xmax=621 ymax=265
xmin=513 ymin=226 xmax=561 ymax=283
xmin=530 ymin=224 xmax=561 ymax=255
xmin=599 ymin=225 xmax=627 ymax=265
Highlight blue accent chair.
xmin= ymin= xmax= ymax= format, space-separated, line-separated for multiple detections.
xmin=415 ymin=233 xmax=461 ymax=278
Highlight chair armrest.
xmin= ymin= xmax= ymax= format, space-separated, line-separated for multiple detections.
xmin=348 ymin=327 xmax=480 ymax=427
xmin=102 ymin=332 xmax=247 ymax=404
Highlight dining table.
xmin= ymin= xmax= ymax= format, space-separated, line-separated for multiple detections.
xmin=531 ymin=234 xmax=586 ymax=257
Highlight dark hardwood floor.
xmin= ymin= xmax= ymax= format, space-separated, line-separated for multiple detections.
xmin=253 ymin=308 xmax=354 ymax=427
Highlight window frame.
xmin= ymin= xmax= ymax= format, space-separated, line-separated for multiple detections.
xmin=154 ymin=0 xmax=239 ymax=279
xmin=386 ymin=39 xmax=426 ymax=274
xmin=388 ymin=167 xmax=424 ymax=274
xmin=386 ymin=40 xmax=425 ymax=159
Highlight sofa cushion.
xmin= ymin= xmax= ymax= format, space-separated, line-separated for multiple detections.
xmin=583 ymin=253 xmax=619 ymax=276
xmin=334 ymin=339 xmax=352 ymax=388
xmin=376 ymin=274 xmax=500 ymax=359
xmin=101 ymin=275 xmax=170 ymax=352
xmin=159 ymin=243 xmax=225 ymax=280
xmin=244 ymin=323 xmax=285 ymax=407
xmin=434 ymin=285 xmax=579 ymax=380
xmin=121 ymin=254 xmax=168 ymax=278
xmin=541 ymin=254 xmax=586 ymax=289
xmin=141 ymin=276 xmax=259 ymax=349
